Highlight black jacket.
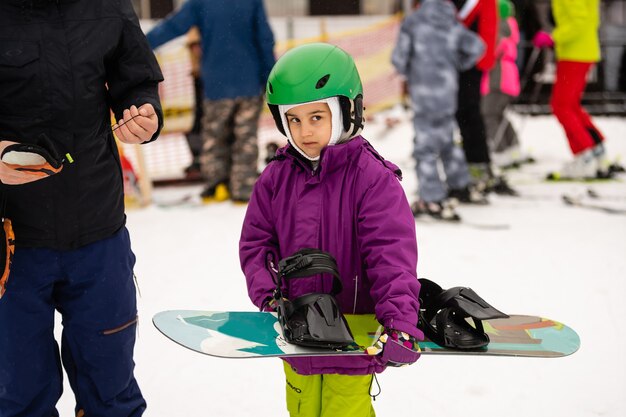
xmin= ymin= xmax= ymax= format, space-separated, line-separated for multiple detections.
xmin=0 ymin=0 xmax=163 ymax=249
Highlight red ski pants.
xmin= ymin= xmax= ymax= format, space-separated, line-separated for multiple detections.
xmin=550 ymin=61 xmax=604 ymax=155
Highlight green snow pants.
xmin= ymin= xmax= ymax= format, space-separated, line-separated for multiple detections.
xmin=283 ymin=362 xmax=376 ymax=417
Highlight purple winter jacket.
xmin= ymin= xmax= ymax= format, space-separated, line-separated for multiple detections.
xmin=239 ymin=136 xmax=422 ymax=375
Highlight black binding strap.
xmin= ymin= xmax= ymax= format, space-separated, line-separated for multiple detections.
xmin=277 ymin=249 xmax=342 ymax=295
xmin=270 ymin=249 xmax=354 ymax=349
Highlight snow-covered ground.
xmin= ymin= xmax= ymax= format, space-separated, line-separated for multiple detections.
xmin=56 ymin=112 xmax=625 ymax=416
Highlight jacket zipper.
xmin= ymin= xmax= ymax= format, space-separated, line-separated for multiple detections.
xmin=352 ymin=275 xmax=358 ymax=314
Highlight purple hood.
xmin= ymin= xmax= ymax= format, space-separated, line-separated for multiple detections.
xmin=239 ymin=136 xmax=422 ymax=375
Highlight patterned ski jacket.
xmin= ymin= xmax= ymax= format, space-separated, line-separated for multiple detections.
xmin=239 ymin=137 xmax=422 ymax=375
xmin=392 ymin=0 xmax=485 ymax=116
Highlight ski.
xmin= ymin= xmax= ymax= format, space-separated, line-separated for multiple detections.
xmin=499 ymin=156 xmax=536 ymax=171
xmin=462 ymin=222 xmax=511 ymax=230
xmin=153 ymin=194 xmax=202 ymax=209
xmin=561 ymin=194 xmax=626 ymax=215
xmin=586 ymin=188 xmax=626 ymax=202
xmin=545 ymin=173 xmax=618 ymax=183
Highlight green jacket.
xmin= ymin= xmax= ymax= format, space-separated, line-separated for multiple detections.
xmin=552 ymin=0 xmax=601 ymax=62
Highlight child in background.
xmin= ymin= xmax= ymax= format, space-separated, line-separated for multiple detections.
xmin=239 ymin=43 xmax=422 ymax=416
xmin=392 ymin=0 xmax=486 ymax=221
xmin=481 ymin=0 xmax=523 ymax=168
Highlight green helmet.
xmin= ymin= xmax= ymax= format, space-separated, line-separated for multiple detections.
xmin=267 ymin=43 xmax=362 ymax=105
xmin=266 ymin=43 xmax=364 ymax=138
xmin=498 ymin=0 xmax=514 ymax=19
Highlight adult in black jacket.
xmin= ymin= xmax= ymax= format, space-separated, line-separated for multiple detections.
xmin=0 ymin=1 xmax=163 ymax=416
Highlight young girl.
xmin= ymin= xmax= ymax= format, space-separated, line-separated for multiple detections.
xmin=239 ymin=43 xmax=422 ymax=416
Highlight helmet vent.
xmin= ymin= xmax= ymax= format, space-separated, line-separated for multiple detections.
xmin=268 ymin=82 xmax=274 ymax=94
xmin=315 ymin=74 xmax=330 ymax=89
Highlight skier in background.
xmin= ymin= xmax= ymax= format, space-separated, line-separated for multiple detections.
xmin=240 ymin=43 xmax=421 ymax=416
xmin=481 ymin=0 xmax=523 ymax=168
xmin=533 ymin=0 xmax=607 ymax=180
xmin=0 ymin=1 xmax=163 ymax=416
xmin=392 ymin=0 xmax=487 ymax=222
xmin=453 ymin=0 xmax=518 ymax=195
xmin=147 ymin=0 xmax=275 ymax=203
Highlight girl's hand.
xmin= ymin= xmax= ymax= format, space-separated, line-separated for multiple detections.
xmin=366 ymin=328 xmax=421 ymax=367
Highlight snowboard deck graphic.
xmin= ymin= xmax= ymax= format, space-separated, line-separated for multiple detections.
xmin=153 ymin=310 xmax=580 ymax=359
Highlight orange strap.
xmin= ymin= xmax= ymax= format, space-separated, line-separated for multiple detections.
xmin=0 ymin=218 xmax=15 ymax=299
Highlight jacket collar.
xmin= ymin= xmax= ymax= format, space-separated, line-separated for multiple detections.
xmin=279 ymin=136 xmax=365 ymax=180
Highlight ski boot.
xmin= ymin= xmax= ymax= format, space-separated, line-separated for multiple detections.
xmin=492 ymin=145 xmax=536 ymax=171
xmin=411 ymin=200 xmax=461 ymax=222
xmin=593 ymin=142 xmax=625 ymax=176
xmin=468 ymin=163 xmax=518 ymax=197
xmin=200 ymin=182 xmax=230 ymax=203
xmin=546 ymin=148 xmax=608 ymax=181
xmin=448 ymin=185 xmax=489 ymax=205
xmin=486 ymin=174 xmax=519 ymax=196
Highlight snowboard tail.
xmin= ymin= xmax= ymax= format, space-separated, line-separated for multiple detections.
xmin=153 ymin=310 xmax=580 ymax=359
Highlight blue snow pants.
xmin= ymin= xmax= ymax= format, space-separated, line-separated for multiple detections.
xmin=413 ymin=115 xmax=471 ymax=202
xmin=0 ymin=227 xmax=145 ymax=417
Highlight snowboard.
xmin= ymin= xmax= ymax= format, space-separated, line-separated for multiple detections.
xmin=153 ymin=310 xmax=580 ymax=359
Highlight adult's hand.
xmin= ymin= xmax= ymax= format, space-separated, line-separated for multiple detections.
xmin=0 ymin=141 xmax=50 ymax=185
xmin=113 ymin=103 xmax=159 ymax=144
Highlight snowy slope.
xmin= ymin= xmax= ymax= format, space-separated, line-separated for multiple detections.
xmin=56 ymin=113 xmax=626 ymax=416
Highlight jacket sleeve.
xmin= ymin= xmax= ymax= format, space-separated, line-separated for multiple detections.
xmin=253 ymin=0 xmax=276 ymax=85
xmin=145 ymin=0 xmax=199 ymax=50
xmin=356 ymin=170 xmax=423 ymax=339
xmin=239 ymin=171 xmax=280 ymax=309
xmin=475 ymin=0 xmax=498 ymax=71
xmin=391 ymin=17 xmax=413 ymax=77
xmin=457 ymin=26 xmax=486 ymax=71
xmin=107 ymin=0 xmax=164 ymax=143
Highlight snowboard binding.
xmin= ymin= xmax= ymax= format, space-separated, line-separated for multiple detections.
xmin=270 ymin=249 xmax=355 ymax=350
xmin=417 ymin=278 xmax=509 ymax=350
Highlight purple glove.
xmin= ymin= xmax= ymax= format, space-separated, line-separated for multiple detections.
xmin=532 ymin=31 xmax=554 ymax=48
xmin=367 ymin=328 xmax=421 ymax=367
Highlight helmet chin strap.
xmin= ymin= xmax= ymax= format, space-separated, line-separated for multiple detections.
xmin=278 ymin=97 xmax=344 ymax=162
